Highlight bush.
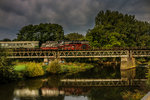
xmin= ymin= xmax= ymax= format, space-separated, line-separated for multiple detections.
xmin=46 ymin=59 xmax=61 ymax=74
xmin=25 ymin=62 xmax=44 ymax=77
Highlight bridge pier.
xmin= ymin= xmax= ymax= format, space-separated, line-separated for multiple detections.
xmin=121 ymin=68 xmax=136 ymax=80
xmin=120 ymin=57 xmax=135 ymax=70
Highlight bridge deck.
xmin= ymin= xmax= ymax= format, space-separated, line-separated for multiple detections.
xmin=6 ymin=49 xmax=150 ymax=58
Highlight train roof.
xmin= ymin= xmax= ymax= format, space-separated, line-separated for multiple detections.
xmin=0 ymin=41 xmax=39 ymax=43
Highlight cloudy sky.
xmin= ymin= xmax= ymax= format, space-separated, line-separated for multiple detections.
xmin=0 ymin=0 xmax=150 ymax=40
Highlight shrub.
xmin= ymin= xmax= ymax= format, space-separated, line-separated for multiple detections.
xmin=25 ymin=62 xmax=44 ymax=77
xmin=46 ymin=59 xmax=61 ymax=74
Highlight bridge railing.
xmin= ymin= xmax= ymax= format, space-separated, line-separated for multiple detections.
xmin=5 ymin=49 xmax=150 ymax=58
xmin=132 ymin=50 xmax=150 ymax=57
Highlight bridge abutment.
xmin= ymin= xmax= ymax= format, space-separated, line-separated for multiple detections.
xmin=120 ymin=57 xmax=135 ymax=70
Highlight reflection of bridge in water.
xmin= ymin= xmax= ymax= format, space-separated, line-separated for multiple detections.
xmin=14 ymin=78 xmax=146 ymax=98
xmin=60 ymin=79 xmax=146 ymax=87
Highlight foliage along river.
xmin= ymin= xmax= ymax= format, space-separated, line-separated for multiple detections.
xmin=0 ymin=64 xmax=147 ymax=100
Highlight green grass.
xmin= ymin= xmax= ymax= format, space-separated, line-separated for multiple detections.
xmin=14 ymin=64 xmax=26 ymax=71
xmin=60 ymin=63 xmax=94 ymax=74
xmin=13 ymin=62 xmax=94 ymax=75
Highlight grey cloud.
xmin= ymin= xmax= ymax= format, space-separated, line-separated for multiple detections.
xmin=0 ymin=0 xmax=150 ymax=39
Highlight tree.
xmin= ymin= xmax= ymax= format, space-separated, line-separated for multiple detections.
xmin=0 ymin=48 xmax=18 ymax=82
xmin=16 ymin=23 xmax=64 ymax=43
xmin=86 ymin=10 xmax=150 ymax=48
xmin=86 ymin=25 xmax=125 ymax=48
xmin=65 ymin=33 xmax=85 ymax=41
xmin=1 ymin=38 xmax=11 ymax=41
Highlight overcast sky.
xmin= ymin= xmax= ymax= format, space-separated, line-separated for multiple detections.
xmin=0 ymin=0 xmax=150 ymax=40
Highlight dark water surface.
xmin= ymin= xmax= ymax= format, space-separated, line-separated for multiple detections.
xmin=0 ymin=64 xmax=147 ymax=100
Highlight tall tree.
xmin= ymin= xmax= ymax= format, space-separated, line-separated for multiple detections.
xmin=65 ymin=33 xmax=85 ymax=41
xmin=86 ymin=10 xmax=150 ymax=48
xmin=16 ymin=23 xmax=64 ymax=43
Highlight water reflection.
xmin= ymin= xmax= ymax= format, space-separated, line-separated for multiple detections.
xmin=0 ymin=64 xmax=147 ymax=100
xmin=41 ymin=88 xmax=64 ymax=96
xmin=14 ymin=88 xmax=39 ymax=97
xmin=64 ymin=96 xmax=88 ymax=100
xmin=13 ymin=86 xmax=129 ymax=100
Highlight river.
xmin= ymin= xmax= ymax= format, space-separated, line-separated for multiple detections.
xmin=0 ymin=64 xmax=147 ymax=100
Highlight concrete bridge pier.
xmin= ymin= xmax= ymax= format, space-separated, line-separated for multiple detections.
xmin=120 ymin=57 xmax=135 ymax=70
xmin=121 ymin=68 xmax=136 ymax=80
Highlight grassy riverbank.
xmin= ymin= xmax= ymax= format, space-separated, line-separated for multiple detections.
xmin=13 ymin=60 xmax=94 ymax=78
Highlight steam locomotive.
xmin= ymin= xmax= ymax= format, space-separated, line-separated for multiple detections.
xmin=40 ymin=41 xmax=90 ymax=50
xmin=0 ymin=41 xmax=90 ymax=50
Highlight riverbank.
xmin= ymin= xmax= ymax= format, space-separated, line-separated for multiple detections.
xmin=13 ymin=60 xmax=94 ymax=78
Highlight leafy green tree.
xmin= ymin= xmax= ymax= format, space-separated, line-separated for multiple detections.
xmin=1 ymin=38 xmax=11 ymax=41
xmin=86 ymin=25 xmax=125 ymax=48
xmin=65 ymin=33 xmax=85 ymax=41
xmin=86 ymin=10 xmax=150 ymax=48
xmin=0 ymin=48 xmax=13 ymax=67
xmin=0 ymin=49 xmax=20 ymax=83
xmin=16 ymin=23 xmax=64 ymax=43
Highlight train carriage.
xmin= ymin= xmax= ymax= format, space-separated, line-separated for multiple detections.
xmin=0 ymin=41 xmax=39 ymax=48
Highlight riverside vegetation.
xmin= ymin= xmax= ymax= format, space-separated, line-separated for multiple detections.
xmin=14 ymin=59 xmax=94 ymax=77
xmin=0 ymin=49 xmax=94 ymax=83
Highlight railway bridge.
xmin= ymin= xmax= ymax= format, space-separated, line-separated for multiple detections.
xmin=7 ymin=49 xmax=150 ymax=70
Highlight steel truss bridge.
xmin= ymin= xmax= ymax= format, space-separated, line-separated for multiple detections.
xmin=60 ymin=79 xmax=146 ymax=87
xmin=7 ymin=49 xmax=150 ymax=58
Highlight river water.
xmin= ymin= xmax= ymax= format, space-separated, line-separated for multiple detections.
xmin=0 ymin=64 xmax=147 ymax=100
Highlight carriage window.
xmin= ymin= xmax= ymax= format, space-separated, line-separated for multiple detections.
xmin=5 ymin=43 xmax=8 ymax=46
xmin=82 ymin=45 xmax=86 ymax=49
xmin=28 ymin=43 xmax=31 ymax=45
xmin=1 ymin=43 xmax=4 ymax=46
